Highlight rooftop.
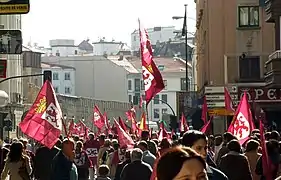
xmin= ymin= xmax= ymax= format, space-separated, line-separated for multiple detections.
xmin=107 ymin=56 xmax=139 ymax=73
xmin=128 ymin=56 xmax=191 ymax=73
xmin=41 ymin=62 xmax=76 ymax=70
xmin=22 ymin=45 xmax=46 ymax=54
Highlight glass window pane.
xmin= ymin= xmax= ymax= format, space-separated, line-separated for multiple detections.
xmin=249 ymin=7 xmax=259 ymax=26
xmin=239 ymin=7 xmax=249 ymax=26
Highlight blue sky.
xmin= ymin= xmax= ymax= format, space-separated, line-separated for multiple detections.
xmin=22 ymin=0 xmax=196 ymax=47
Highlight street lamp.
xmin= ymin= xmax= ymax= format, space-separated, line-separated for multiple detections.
xmin=0 ymin=90 xmax=9 ymax=107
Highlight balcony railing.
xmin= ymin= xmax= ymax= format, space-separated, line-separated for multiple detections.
xmin=268 ymin=50 xmax=281 ymax=61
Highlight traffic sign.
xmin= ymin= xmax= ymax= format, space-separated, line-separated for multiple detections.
xmin=0 ymin=0 xmax=30 ymax=14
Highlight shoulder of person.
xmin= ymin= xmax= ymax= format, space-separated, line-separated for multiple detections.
xmin=210 ymin=166 xmax=228 ymax=179
xmin=23 ymin=155 xmax=30 ymax=160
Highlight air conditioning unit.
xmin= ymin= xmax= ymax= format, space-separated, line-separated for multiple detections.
xmin=11 ymin=93 xmax=21 ymax=104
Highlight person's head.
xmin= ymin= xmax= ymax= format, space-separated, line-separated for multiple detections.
xmin=73 ymin=136 xmax=79 ymax=142
xmin=267 ymin=139 xmax=279 ymax=155
xmin=103 ymin=139 xmax=111 ymax=148
xmin=227 ymin=139 xmax=241 ymax=153
xmin=223 ymin=132 xmax=237 ymax=144
xmin=265 ymin=132 xmax=271 ymax=140
xmin=159 ymin=138 xmax=171 ymax=150
xmin=130 ymin=148 xmax=143 ymax=162
xmin=8 ymin=142 xmax=24 ymax=162
xmin=157 ymin=146 xmax=207 ymax=180
xmin=19 ymin=138 xmax=28 ymax=150
xmin=76 ymin=141 xmax=83 ymax=152
xmin=138 ymin=141 xmax=148 ymax=151
xmin=111 ymin=140 xmax=119 ymax=150
xmin=245 ymin=140 xmax=260 ymax=153
xmin=270 ymin=131 xmax=280 ymax=141
xmin=214 ymin=135 xmax=223 ymax=146
xmin=108 ymin=133 xmax=113 ymax=139
xmin=88 ymin=133 xmax=95 ymax=140
xmin=182 ymin=130 xmax=208 ymax=159
xmin=98 ymin=164 xmax=110 ymax=176
xmin=62 ymin=138 xmax=75 ymax=160
xmin=125 ymin=150 xmax=131 ymax=161
xmin=141 ymin=130 xmax=150 ymax=141
xmin=99 ymin=134 xmax=106 ymax=144
xmin=151 ymin=132 xmax=158 ymax=139
xmin=251 ymin=129 xmax=260 ymax=135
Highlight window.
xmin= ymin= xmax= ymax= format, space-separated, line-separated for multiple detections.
xmin=128 ymin=80 xmax=132 ymax=90
xmin=154 ymin=95 xmax=159 ymax=104
xmin=54 ymin=87 xmax=59 ymax=93
xmin=134 ymin=79 xmax=140 ymax=91
xmin=34 ymin=79 xmax=38 ymax=86
xmin=55 ymin=50 xmax=60 ymax=56
xmin=154 ymin=109 xmax=160 ymax=119
xmin=53 ymin=72 xmax=59 ymax=80
xmin=74 ymin=50 xmax=78 ymax=55
xmin=133 ymin=36 xmax=136 ymax=41
xmin=162 ymin=108 xmax=168 ymax=116
xmin=238 ymin=6 xmax=259 ymax=27
xmin=133 ymin=93 xmax=140 ymax=105
xmin=163 ymin=80 xmax=167 ymax=90
xmin=161 ymin=94 xmax=168 ymax=103
xmin=65 ymin=87 xmax=71 ymax=94
xmin=129 ymin=95 xmax=132 ymax=102
xmin=140 ymin=80 xmax=145 ymax=90
xmin=65 ymin=72 xmax=71 ymax=80
xmin=239 ymin=56 xmax=260 ymax=80
xmin=180 ymin=78 xmax=186 ymax=91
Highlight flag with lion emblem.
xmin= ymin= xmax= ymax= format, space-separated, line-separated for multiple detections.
xmin=19 ymin=80 xmax=63 ymax=149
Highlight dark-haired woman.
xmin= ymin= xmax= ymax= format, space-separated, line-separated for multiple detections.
xmin=181 ymin=130 xmax=228 ymax=180
xmin=157 ymin=146 xmax=208 ymax=180
xmin=1 ymin=142 xmax=32 ymax=180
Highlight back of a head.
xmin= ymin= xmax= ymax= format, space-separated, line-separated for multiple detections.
xmin=141 ymin=130 xmax=150 ymax=139
xmin=131 ymin=148 xmax=143 ymax=161
xmin=227 ymin=139 xmax=241 ymax=153
xmin=214 ymin=136 xmax=223 ymax=146
xmin=270 ymin=131 xmax=280 ymax=140
xmin=245 ymin=139 xmax=260 ymax=152
xmin=223 ymin=132 xmax=236 ymax=143
xmin=182 ymin=130 xmax=207 ymax=147
xmin=98 ymin=164 xmax=110 ymax=176
xmin=138 ymin=140 xmax=148 ymax=150
xmin=157 ymin=146 xmax=205 ymax=180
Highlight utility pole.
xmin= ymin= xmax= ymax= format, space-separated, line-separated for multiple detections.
xmin=184 ymin=4 xmax=189 ymax=92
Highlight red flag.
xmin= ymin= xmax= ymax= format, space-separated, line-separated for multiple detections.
xmin=139 ymin=20 xmax=165 ymax=105
xmin=200 ymin=116 xmax=213 ymax=133
xmin=201 ymin=96 xmax=208 ymax=124
xmin=114 ymin=118 xmax=134 ymax=149
xmin=93 ymin=105 xmax=105 ymax=129
xmin=259 ymin=119 xmax=272 ymax=180
xmin=139 ymin=112 xmax=147 ymax=130
xmin=179 ymin=112 xmax=189 ymax=132
xmin=224 ymin=87 xmax=235 ymax=112
xmin=125 ymin=107 xmax=136 ymax=121
xmin=118 ymin=117 xmax=127 ymax=132
xmin=131 ymin=115 xmax=139 ymax=134
xmin=228 ymin=92 xmax=255 ymax=145
xmin=19 ymin=80 xmax=63 ymax=149
xmin=103 ymin=112 xmax=110 ymax=129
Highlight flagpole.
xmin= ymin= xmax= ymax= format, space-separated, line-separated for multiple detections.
xmin=184 ymin=4 xmax=189 ymax=92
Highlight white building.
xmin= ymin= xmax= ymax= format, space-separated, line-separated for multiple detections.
xmin=41 ymin=62 xmax=76 ymax=96
xmin=0 ymin=15 xmax=24 ymax=138
xmin=131 ymin=26 xmax=176 ymax=52
xmin=127 ymin=57 xmax=192 ymax=122
xmin=92 ymin=39 xmax=130 ymax=56
xmin=42 ymin=39 xmax=94 ymax=57
xmin=41 ymin=55 xmax=128 ymax=102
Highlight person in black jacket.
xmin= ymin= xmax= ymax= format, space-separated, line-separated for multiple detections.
xmin=34 ymin=140 xmax=61 ymax=180
xmin=115 ymin=150 xmax=131 ymax=180
xmin=120 ymin=148 xmax=152 ymax=180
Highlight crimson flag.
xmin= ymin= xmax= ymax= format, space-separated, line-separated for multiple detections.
xmin=139 ymin=20 xmax=164 ymax=106
xmin=228 ymin=92 xmax=255 ymax=145
xmin=19 ymin=80 xmax=63 ymax=149
xmin=114 ymin=118 xmax=134 ymax=149
xmin=93 ymin=105 xmax=105 ymax=129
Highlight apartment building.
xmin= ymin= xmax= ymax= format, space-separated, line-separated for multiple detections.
xmin=195 ymin=0 xmax=277 ymax=133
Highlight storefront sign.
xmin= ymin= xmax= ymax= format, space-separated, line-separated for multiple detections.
xmin=238 ymin=87 xmax=281 ymax=102
xmin=0 ymin=0 xmax=29 ymax=14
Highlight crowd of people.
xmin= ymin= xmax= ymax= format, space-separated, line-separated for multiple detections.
xmin=0 ymin=129 xmax=281 ymax=180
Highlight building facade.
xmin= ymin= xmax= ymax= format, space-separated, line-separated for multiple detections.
xmin=0 ymin=15 xmax=24 ymax=139
xmin=41 ymin=55 xmax=128 ymax=102
xmin=41 ymin=62 xmax=76 ymax=96
xmin=92 ymin=39 xmax=130 ymax=56
xmin=57 ymin=94 xmax=131 ymax=129
xmin=195 ymin=0 xmax=276 ymax=133
xmin=127 ymin=57 xmax=192 ymax=122
xmin=131 ymin=26 xmax=176 ymax=53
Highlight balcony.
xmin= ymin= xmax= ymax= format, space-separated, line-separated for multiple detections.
xmin=264 ymin=50 xmax=281 ymax=87
xmin=265 ymin=0 xmax=281 ymax=23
